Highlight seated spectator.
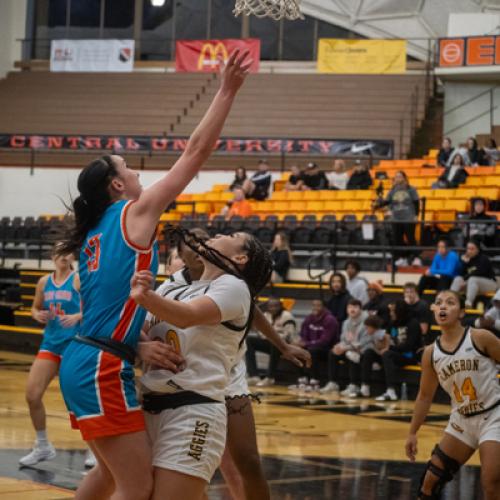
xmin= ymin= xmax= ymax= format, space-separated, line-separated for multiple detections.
xmin=346 ymin=163 xmax=372 ymax=190
xmin=220 ymin=188 xmax=252 ymax=219
xmin=242 ymin=159 xmax=272 ymax=200
xmin=289 ymin=300 xmax=339 ymax=389
xmin=417 ymin=237 xmax=461 ymax=296
xmin=284 ymin=164 xmax=304 ymax=191
xmin=482 ymin=138 xmax=500 ymax=166
xmin=363 ymin=281 xmax=390 ymax=326
xmin=301 ymin=162 xmax=329 ymax=190
xmin=451 ymin=238 xmax=497 ymax=308
xmin=432 ymin=152 xmax=468 ymax=189
xmin=229 ymin=166 xmax=247 ymax=191
xmin=437 ymin=137 xmax=454 ymax=167
xmin=319 ymin=299 xmax=368 ymax=396
xmin=345 ymin=259 xmax=368 ymax=305
xmin=246 ymin=298 xmax=297 ymax=387
xmin=325 ymin=272 xmax=352 ymax=326
xmin=359 ymin=316 xmax=390 ymax=398
xmin=403 ymin=282 xmax=432 ymax=339
xmin=466 ymin=136 xmax=486 ymax=166
xmin=375 ymin=300 xmax=422 ymax=401
xmin=474 ymin=289 xmax=500 ymax=337
xmin=327 ymin=159 xmax=348 ymax=190
xmin=447 ymin=143 xmax=470 ymax=166
xmin=467 ymin=198 xmax=497 ymax=247
xmin=270 ymin=232 xmax=293 ymax=283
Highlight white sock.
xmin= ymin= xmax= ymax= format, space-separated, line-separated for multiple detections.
xmin=36 ymin=429 xmax=48 ymax=444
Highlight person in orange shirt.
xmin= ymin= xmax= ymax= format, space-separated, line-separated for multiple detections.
xmin=221 ymin=188 xmax=252 ymax=219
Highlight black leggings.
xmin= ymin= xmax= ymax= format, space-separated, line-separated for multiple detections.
xmin=417 ymin=275 xmax=453 ymax=296
xmin=327 ymin=352 xmax=360 ymax=385
xmin=245 ymin=336 xmax=281 ymax=379
xmin=392 ymin=222 xmax=417 ymax=260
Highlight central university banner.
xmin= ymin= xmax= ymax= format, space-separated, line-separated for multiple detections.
xmin=175 ymin=39 xmax=260 ymax=72
xmin=0 ymin=134 xmax=393 ymax=158
xmin=50 ymin=39 xmax=134 ymax=72
xmin=317 ymin=39 xmax=406 ymax=74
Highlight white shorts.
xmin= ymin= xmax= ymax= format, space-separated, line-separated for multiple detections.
xmin=445 ymin=404 xmax=500 ymax=449
xmin=225 ymin=358 xmax=250 ymax=399
xmin=145 ymin=402 xmax=227 ymax=483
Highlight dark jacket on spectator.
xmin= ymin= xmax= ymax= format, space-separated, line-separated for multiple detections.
xmin=388 ymin=317 xmax=421 ymax=358
xmin=469 ymin=212 xmax=496 ymax=246
xmin=347 ymin=170 xmax=373 ymax=190
xmin=437 ymin=147 xmax=453 ymax=167
xmin=250 ymin=171 xmax=272 ymax=200
xmin=407 ymin=299 xmax=433 ymax=330
xmin=302 ymin=171 xmax=329 ymax=190
xmin=271 ymin=248 xmax=290 ymax=281
xmin=325 ymin=290 xmax=351 ymax=326
xmin=300 ymin=309 xmax=339 ymax=349
xmin=363 ymin=295 xmax=390 ymax=326
xmin=437 ymin=166 xmax=468 ymax=188
xmin=460 ymin=252 xmax=496 ymax=281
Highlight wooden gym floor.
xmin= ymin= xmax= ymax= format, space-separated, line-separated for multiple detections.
xmin=0 ymin=351 xmax=483 ymax=499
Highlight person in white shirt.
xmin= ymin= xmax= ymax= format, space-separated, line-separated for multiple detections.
xmin=327 ymin=159 xmax=349 ymax=190
xmin=345 ymin=259 xmax=369 ymax=305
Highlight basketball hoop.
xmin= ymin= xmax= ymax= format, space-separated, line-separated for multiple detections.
xmin=233 ymin=0 xmax=304 ymax=21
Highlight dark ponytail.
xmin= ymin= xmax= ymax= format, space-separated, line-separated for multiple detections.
xmin=58 ymin=156 xmax=118 ymax=256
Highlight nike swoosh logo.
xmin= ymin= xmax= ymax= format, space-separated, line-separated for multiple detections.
xmin=351 ymin=143 xmax=375 ymax=154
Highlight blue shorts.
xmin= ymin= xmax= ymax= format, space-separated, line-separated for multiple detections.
xmin=59 ymin=340 xmax=144 ymax=441
xmin=37 ymin=329 xmax=75 ymax=364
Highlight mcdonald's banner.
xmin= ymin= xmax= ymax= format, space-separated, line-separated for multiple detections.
xmin=317 ymin=39 xmax=406 ymax=74
xmin=175 ymin=39 xmax=260 ymax=73
xmin=0 ymin=134 xmax=393 ymax=158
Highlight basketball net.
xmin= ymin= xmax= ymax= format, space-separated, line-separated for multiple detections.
xmin=233 ymin=0 xmax=304 ymax=20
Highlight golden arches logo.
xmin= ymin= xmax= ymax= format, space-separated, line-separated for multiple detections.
xmin=166 ymin=329 xmax=181 ymax=354
xmin=198 ymin=42 xmax=228 ymax=70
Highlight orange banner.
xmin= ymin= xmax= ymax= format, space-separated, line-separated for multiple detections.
xmin=438 ymin=36 xmax=500 ymax=67
xmin=175 ymin=39 xmax=260 ymax=73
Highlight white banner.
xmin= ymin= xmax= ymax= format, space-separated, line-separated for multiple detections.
xmin=50 ymin=39 xmax=134 ymax=72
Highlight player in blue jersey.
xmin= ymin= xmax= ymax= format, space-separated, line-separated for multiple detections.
xmin=20 ymin=244 xmax=82 ymax=466
xmin=57 ymin=50 xmax=253 ymax=500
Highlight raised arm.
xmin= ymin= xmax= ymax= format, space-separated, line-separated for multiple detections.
xmin=406 ymin=345 xmax=439 ymax=462
xmin=127 ymin=50 xmax=253 ymax=248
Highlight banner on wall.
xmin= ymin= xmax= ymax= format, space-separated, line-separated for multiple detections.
xmin=317 ymin=39 xmax=406 ymax=74
xmin=50 ymin=39 xmax=135 ymax=72
xmin=0 ymin=134 xmax=393 ymax=158
xmin=175 ymin=39 xmax=260 ymax=72
xmin=438 ymin=36 xmax=500 ymax=67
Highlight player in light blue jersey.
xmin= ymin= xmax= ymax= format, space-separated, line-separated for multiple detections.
xmin=57 ymin=50 xmax=253 ymax=500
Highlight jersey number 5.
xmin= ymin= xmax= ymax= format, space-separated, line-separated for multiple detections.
xmin=85 ymin=234 xmax=102 ymax=272
xmin=453 ymin=377 xmax=478 ymax=403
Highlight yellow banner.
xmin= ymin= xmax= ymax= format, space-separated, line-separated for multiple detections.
xmin=317 ymin=39 xmax=406 ymax=74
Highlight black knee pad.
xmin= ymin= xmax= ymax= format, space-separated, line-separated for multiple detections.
xmin=418 ymin=444 xmax=461 ymax=499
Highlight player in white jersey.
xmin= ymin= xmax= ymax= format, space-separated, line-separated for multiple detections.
xmin=142 ymin=227 xmax=310 ymax=500
xmin=406 ymin=290 xmax=500 ymax=500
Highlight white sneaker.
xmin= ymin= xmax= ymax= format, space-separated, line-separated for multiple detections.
xmin=84 ymin=449 xmax=96 ymax=468
xmin=411 ymin=257 xmax=423 ymax=266
xmin=288 ymin=382 xmax=308 ymax=391
xmin=19 ymin=442 xmax=56 ymax=466
xmin=319 ymin=381 xmax=339 ymax=394
xmin=345 ymin=351 xmax=361 ymax=363
xmin=375 ymin=389 xmax=398 ymax=401
xmin=297 ymin=376 xmax=309 ymax=385
xmin=256 ymin=377 xmax=275 ymax=387
xmin=340 ymin=384 xmax=358 ymax=397
xmin=395 ymin=258 xmax=408 ymax=267
xmin=372 ymin=362 xmax=382 ymax=371
xmin=247 ymin=376 xmax=261 ymax=385
xmin=360 ymin=384 xmax=370 ymax=397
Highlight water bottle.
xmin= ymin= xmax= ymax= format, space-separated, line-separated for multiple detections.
xmin=401 ymin=382 xmax=408 ymax=401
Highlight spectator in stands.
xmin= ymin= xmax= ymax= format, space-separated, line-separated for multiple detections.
xmin=327 ymin=159 xmax=348 ymax=190
xmin=466 ymin=136 xmax=486 ymax=166
xmin=474 ymin=289 xmax=500 ymax=337
xmin=447 ymin=142 xmax=471 ymax=167
xmin=364 ymin=281 xmax=390 ymax=327
xmin=466 ymin=198 xmax=497 ymax=247
xmin=417 ymin=237 xmax=461 ymax=296
xmin=483 ymin=138 xmax=500 ymax=166
xmin=432 ymin=152 xmax=468 ymax=189
xmin=290 ymin=300 xmax=339 ymax=389
xmin=301 ymin=162 xmax=329 ymax=190
xmin=246 ymin=298 xmax=297 ymax=387
xmin=325 ymin=272 xmax=352 ymax=326
xmin=229 ymin=166 xmax=247 ymax=191
xmin=359 ymin=315 xmax=390 ymax=398
xmin=270 ymin=231 xmax=293 ymax=283
xmin=346 ymin=163 xmax=373 ymax=190
xmin=451 ymin=238 xmax=498 ymax=308
xmin=242 ymin=159 xmax=272 ymax=200
xmin=220 ymin=188 xmax=252 ymax=219
xmin=373 ymin=171 xmax=420 ymax=267
xmin=375 ymin=300 xmax=422 ymax=401
xmin=345 ymin=259 xmax=368 ymax=305
xmin=319 ymin=299 xmax=368 ymax=396
xmin=284 ymin=164 xmax=304 ymax=191
xmin=403 ymin=282 xmax=432 ymax=338
xmin=437 ymin=137 xmax=454 ymax=167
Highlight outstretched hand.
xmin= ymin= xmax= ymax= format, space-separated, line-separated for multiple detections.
xmin=281 ymin=344 xmax=312 ymax=369
xmin=219 ymin=49 xmax=253 ymax=96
